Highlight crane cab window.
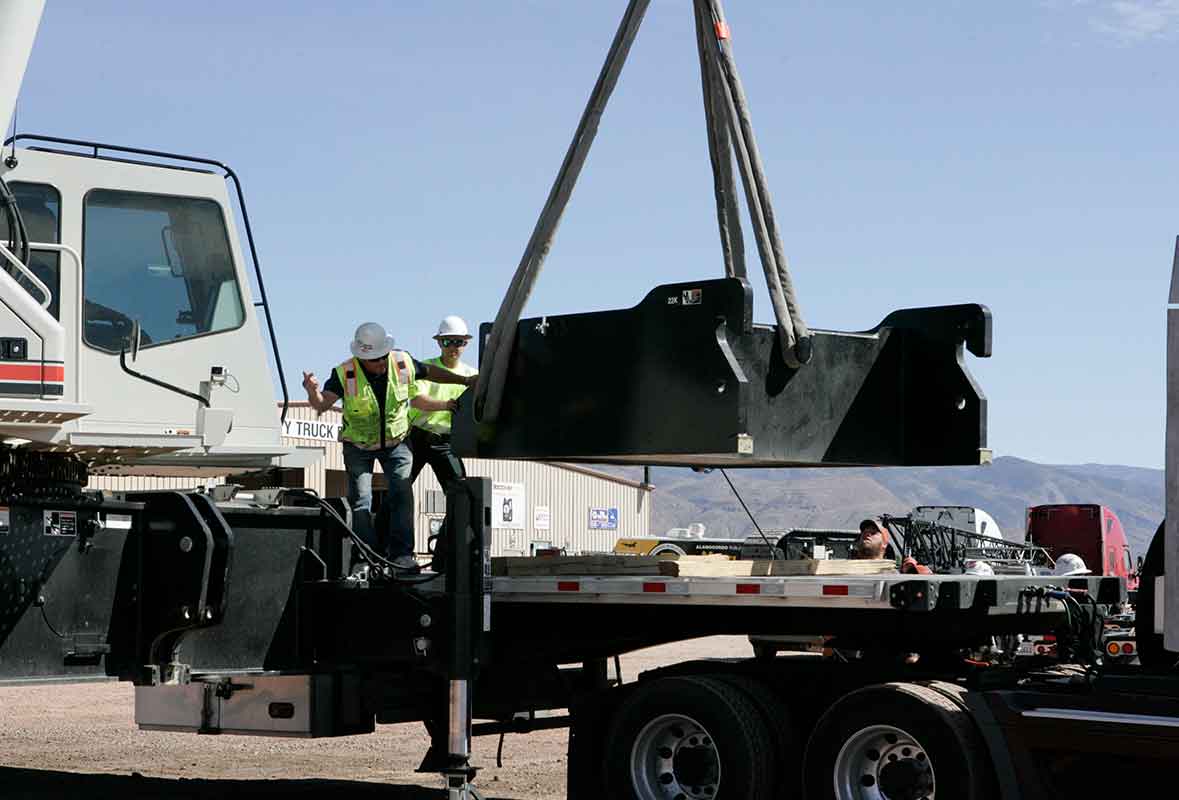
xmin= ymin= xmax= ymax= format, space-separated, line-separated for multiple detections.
xmin=0 ymin=182 xmax=61 ymax=320
xmin=82 ymin=189 xmax=245 ymax=352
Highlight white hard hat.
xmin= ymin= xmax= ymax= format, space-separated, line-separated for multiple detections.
xmin=963 ymin=559 xmax=995 ymax=577
xmin=350 ymin=322 xmax=394 ymax=360
xmin=1053 ymin=553 xmax=1091 ymax=577
xmin=435 ymin=315 xmax=471 ymax=339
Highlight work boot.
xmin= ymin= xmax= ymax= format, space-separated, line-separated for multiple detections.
xmin=391 ymin=554 xmax=420 ymax=572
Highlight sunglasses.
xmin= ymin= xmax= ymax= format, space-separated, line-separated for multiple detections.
xmin=439 ymin=338 xmax=468 ymax=348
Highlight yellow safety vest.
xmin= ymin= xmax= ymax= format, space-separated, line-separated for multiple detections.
xmin=335 ymin=352 xmax=416 ymax=449
xmin=408 ymin=356 xmax=476 ymax=435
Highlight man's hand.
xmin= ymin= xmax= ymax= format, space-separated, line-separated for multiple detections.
xmin=464 ymin=373 xmax=478 ymax=388
xmin=302 ymin=371 xmax=319 ymax=395
xmin=447 ymin=399 xmax=459 ymax=412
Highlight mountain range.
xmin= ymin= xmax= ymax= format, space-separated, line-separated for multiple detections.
xmin=607 ymin=457 xmax=1163 ymax=556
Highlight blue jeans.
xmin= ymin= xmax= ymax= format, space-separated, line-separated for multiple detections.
xmin=343 ymin=441 xmax=414 ymax=559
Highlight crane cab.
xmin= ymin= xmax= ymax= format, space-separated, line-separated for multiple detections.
xmin=0 ymin=139 xmax=291 ymax=475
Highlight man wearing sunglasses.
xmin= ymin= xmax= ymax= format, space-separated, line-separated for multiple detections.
xmin=408 ymin=316 xmax=478 ymax=496
xmin=301 ymin=321 xmax=476 ymax=572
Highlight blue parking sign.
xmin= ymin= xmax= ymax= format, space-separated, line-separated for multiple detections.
xmin=589 ymin=507 xmax=619 ymax=530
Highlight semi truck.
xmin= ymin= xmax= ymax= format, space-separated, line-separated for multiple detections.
xmin=1026 ymin=503 xmax=1139 ymax=592
xmin=2 ymin=2 xmax=1179 ymax=799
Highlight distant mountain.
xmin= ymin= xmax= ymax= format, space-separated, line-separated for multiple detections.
xmin=599 ymin=457 xmax=1163 ymax=555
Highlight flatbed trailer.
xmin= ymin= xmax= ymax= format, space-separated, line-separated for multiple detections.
xmin=4 ymin=478 xmax=1173 ymax=800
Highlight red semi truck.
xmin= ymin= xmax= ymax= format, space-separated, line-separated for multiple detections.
xmin=1026 ymin=504 xmax=1139 ymax=592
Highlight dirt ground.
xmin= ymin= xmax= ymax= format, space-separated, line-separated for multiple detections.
xmin=0 ymin=636 xmax=753 ymax=800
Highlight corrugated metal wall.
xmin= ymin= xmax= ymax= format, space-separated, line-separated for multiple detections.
xmin=411 ymin=458 xmax=650 ymax=556
xmin=280 ymin=404 xmax=650 ymax=556
xmin=92 ymin=403 xmax=650 ymax=558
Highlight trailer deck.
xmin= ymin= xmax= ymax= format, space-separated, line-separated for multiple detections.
xmin=488 ymin=572 xmax=1117 ymax=613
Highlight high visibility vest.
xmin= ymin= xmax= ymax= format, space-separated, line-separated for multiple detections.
xmin=336 ymin=352 xmax=416 ymax=449
xmin=408 ymin=356 xmax=476 ymax=435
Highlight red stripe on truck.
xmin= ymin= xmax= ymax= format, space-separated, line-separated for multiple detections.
xmin=0 ymin=363 xmax=64 ymax=382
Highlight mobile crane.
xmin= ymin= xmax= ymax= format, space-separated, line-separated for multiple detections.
xmin=2 ymin=2 xmax=1177 ymax=799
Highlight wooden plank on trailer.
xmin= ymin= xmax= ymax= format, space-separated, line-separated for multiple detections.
xmin=490 ymin=554 xmax=674 ymax=577
xmin=665 ymin=557 xmax=898 ymax=577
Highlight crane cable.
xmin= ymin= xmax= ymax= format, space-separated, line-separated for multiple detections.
xmin=475 ymin=0 xmax=811 ymax=424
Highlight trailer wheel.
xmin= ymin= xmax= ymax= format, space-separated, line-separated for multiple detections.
xmin=804 ymin=683 xmax=995 ymax=800
xmin=711 ymin=674 xmax=799 ymax=796
xmin=605 ymin=675 xmax=773 ymax=800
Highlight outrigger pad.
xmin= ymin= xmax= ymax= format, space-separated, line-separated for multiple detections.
xmin=451 ymin=278 xmax=990 ymax=467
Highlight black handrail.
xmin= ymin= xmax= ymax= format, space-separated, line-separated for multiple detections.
xmin=120 ymin=346 xmax=210 ymax=409
xmin=3 ymin=134 xmax=290 ymax=426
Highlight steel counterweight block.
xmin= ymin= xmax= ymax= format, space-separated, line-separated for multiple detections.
xmin=452 ymin=277 xmax=990 ymax=468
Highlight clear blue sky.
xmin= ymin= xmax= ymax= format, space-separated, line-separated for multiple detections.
xmin=13 ymin=1 xmax=1178 ymax=467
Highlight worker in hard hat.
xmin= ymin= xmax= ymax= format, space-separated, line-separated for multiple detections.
xmin=1053 ymin=553 xmax=1092 ymax=577
xmin=406 ymin=316 xmax=479 ymax=573
xmin=962 ymin=559 xmax=995 ymax=576
xmin=407 ymin=316 xmax=478 ymax=493
xmin=301 ymin=322 xmax=477 ymax=572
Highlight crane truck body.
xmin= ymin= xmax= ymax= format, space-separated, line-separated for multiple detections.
xmin=2 ymin=3 xmax=1179 ymax=799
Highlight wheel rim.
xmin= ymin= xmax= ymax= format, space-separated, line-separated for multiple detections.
xmin=833 ymin=724 xmax=935 ymax=800
xmin=629 ymin=713 xmax=720 ymax=800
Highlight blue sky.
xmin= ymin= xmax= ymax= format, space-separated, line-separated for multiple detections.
xmin=12 ymin=1 xmax=1178 ymax=467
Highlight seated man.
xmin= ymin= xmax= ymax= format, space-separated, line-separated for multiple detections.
xmin=856 ymin=517 xmax=931 ymax=573
xmin=852 ymin=518 xmax=890 ymax=560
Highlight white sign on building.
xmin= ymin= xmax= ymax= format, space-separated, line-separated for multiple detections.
xmin=282 ymin=418 xmax=341 ymax=443
xmin=491 ymin=481 xmax=526 ymax=529
xmin=589 ymin=507 xmax=619 ymax=530
xmin=533 ymin=505 xmax=551 ymax=531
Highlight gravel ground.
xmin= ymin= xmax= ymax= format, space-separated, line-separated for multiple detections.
xmin=0 ymin=636 xmax=753 ymax=800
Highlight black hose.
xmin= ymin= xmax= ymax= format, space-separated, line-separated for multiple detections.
xmin=284 ymin=488 xmax=435 ymax=584
xmin=0 ymin=175 xmax=31 ymax=269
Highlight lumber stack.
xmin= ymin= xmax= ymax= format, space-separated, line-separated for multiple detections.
xmin=490 ymin=553 xmax=898 ymax=578
xmin=669 ymin=555 xmax=898 ymax=577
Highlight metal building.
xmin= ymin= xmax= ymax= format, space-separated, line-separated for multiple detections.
xmin=278 ymin=404 xmax=651 ymax=556
xmin=93 ymin=404 xmax=652 ymax=558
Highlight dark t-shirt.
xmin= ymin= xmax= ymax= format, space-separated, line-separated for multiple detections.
xmin=324 ymin=355 xmax=430 ymax=447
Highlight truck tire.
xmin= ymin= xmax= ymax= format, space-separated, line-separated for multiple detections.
xmin=604 ymin=675 xmax=774 ymax=800
xmin=803 ymin=682 xmax=995 ymax=800
xmin=710 ymin=673 xmax=800 ymax=797
xmin=1135 ymin=521 xmax=1178 ymax=669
